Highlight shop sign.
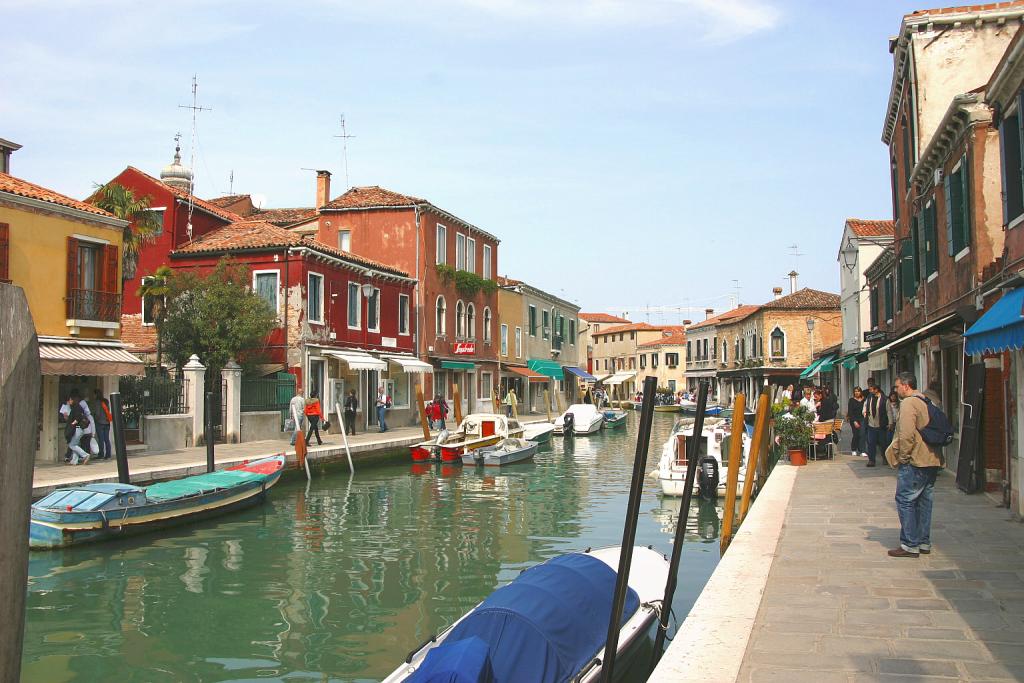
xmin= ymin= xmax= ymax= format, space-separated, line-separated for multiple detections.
xmin=453 ymin=342 xmax=476 ymax=355
xmin=863 ymin=330 xmax=888 ymax=343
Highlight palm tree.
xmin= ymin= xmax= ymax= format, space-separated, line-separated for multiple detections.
xmin=92 ymin=182 xmax=162 ymax=281
xmin=137 ymin=265 xmax=173 ymax=372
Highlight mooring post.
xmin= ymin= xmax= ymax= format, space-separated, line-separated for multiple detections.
xmin=737 ymin=391 xmax=771 ymax=524
xmin=544 ymin=389 xmax=552 ymax=422
xmin=415 ymin=384 xmax=432 ymax=440
xmin=719 ymin=392 xmax=746 ymax=553
xmin=205 ymin=391 xmax=215 ymax=473
xmin=453 ymin=383 xmax=463 ymax=425
xmin=109 ymin=392 xmax=131 ymax=485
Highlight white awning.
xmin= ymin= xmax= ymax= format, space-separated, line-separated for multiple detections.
xmin=381 ymin=354 xmax=434 ymax=374
xmin=323 ymin=350 xmax=387 ymax=371
xmin=865 ymin=314 xmax=959 ymax=371
xmin=603 ymin=372 xmax=637 ymax=386
xmin=39 ymin=343 xmax=145 ymax=377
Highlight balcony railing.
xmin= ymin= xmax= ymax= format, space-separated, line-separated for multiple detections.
xmin=66 ymin=289 xmax=121 ymax=323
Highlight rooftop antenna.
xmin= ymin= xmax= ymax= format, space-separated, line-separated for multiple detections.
xmin=179 ymin=75 xmax=211 ymax=242
xmin=789 ymin=243 xmax=804 ymax=273
xmin=333 ymin=114 xmax=356 ymax=190
xmin=228 ymin=170 xmax=234 ymax=195
xmin=731 ymin=280 xmax=741 ymax=309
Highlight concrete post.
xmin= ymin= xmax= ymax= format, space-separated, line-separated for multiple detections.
xmin=222 ymin=359 xmax=242 ymax=444
xmin=182 ymin=354 xmax=206 ymax=446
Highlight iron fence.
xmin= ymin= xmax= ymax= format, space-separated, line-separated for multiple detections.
xmin=66 ymin=288 xmax=121 ymax=322
xmin=241 ymin=374 xmax=296 ymax=428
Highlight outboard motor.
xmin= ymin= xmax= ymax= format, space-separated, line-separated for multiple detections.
xmin=697 ymin=455 xmax=720 ymax=500
xmin=562 ymin=412 xmax=575 ymax=438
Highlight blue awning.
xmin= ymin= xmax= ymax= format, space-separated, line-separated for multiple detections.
xmin=562 ymin=366 xmax=597 ymax=382
xmin=965 ymin=286 xmax=1024 ymax=355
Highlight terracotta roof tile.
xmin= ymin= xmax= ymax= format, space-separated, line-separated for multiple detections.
xmin=593 ymin=322 xmax=676 ymax=336
xmin=686 ymin=305 xmax=761 ymax=330
xmin=579 ymin=312 xmax=631 ymax=324
xmin=207 ymin=194 xmax=251 ymax=208
xmin=125 ymin=167 xmax=242 ymax=223
xmin=171 ymin=219 xmax=409 ymax=276
xmin=760 ymin=287 xmax=840 ymax=310
xmin=496 ymin=275 xmax=524 ymax=287
xmin=323 ymin=185 xmax=427 ymax=209
xmin=908 ymin=1 xmax=1024 ymax=18
xmin=0 ymin=172 xmax=118 ymax=218
xmin=638 ymin=331 xmax=687 ymax=348
xmin=846 ymin=218 xmax=895 ymax=238
xmin=255 ymin=207 xmax=317 ymax=226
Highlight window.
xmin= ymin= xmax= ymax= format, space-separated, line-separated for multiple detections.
xmin=480 ymin=372 xmax=493 ymax=401
xmin=910 ymin=216 xmax=922 ymax=289
xmin=619 ymin=333 xmax=624 ymax=342
xmin=338 ymin=229 xmax=351 ymax=252
xmin=890 ymin=154 xmax=900 ymax=222
xmin=666 ymin=352 xmax=679 ymax=366
xmin=735 ymin=339 xmax=740 ymax=361
xmin=367 ymin=288 xmax=380 ymax=332
xmin=603 ymin=359 xmax=608 ymax=371
xmin=456 ymin=233 xmax=467 ymax=270
xmin=944 ymin=156 xmax=972 ymax=256
xmin=651 ymin=353 xmax=658 ymax=368
xmin=1000 ymin=106 xmax=1024 ymax=226
xmin=347 ymin=282 xmax=360 ymax=329
xmin=483 ymin=244 xmax=492 ymax=280
xmin=0 ymin=223 xmax=8 ymax=283
xmin=629 ymin=357 xmax=636 ymax=370
xmin=467 ymin=237 xmax=476 ymax=273
xmin=399 ymin=294 xmax=410 ymax=335
xmin=515 ymin=327 xmax=522 ymax=358
xmin=713 ymin=336 xmax=718 ymax=359
xmin=542 ymin=310 xmax=550 ymax=340
xmin=307 ymin=272 xmax=324 ymax=324
xmin=686 ymin=341 xmax=692 ymax=361
xmin=770 ymin=327 xmax=785 ymax=358
xmin=703 ymin=339 xmax=709 ymax=359
xmin=140 ymin=209 xmax=165 ymax=237
xmin=902 ymin=114 xmax=912 ymax=190
xmin=253 ymin=270 xmax=280 ymax=315
xmin=436 ymin=224 xmax=447 ymax=264
xmin=629 ymin=331 xmax=635 ymax=340
xmin=923 ymin=200 xmax=938 ymax=277
xmin=884 ymin=274 xmax=894 ymax=322
xmin=456 ymin=300 xmax=465 ymax=338
xmin=385 ymin=374 xmax=410 ymax=408
xmin=436 ymin=296 xmax=447 ymax=336
xmin=140 ymin=275 xmax=165 ymax=326
xmin=483 ymin=307 xmax=492 ymax=343
xmin=640 ymin=354 xmax=646 ymax=369
xmin=500 ymin=324 xmax=508 ymax=356
xmin=529 ymin=305 xmax=537 ymax=336
xmin=466 ymin=303 xmax=476 ymax=339
xmin=723 ymin=342 xmax=728 ymax=363
xmin=569 ymin=318 xmax=575 ymax=345
xmin=870 ymin=285 xmax=880 ymax=329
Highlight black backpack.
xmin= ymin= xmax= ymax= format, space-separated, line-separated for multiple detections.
xmin=916 ymin=396 xmax=954 ymax=447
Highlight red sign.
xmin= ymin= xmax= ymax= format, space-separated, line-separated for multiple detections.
xmin=453 ymin=342 xmax=476 ymax=355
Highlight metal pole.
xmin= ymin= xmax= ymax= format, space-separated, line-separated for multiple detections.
xmin=205 ymin=391 xmax=215 ymax=473
xmin=109 ymin=392 xmax=131 ymax=484
xmin=651 ymin=378 xmax=711 ymax=666
xmin=600 ymin=375 xmax=659 ymax=682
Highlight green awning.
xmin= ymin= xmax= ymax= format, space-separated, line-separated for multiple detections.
xmin=839 ymin=351 xmax=869 ymax=370
xmin=798 ymin=354 xmax=835 ymax=380
xmin=441 ymin=360 xmax=476 ymax=370
xmin=527 ymin=359 xmax=564 ymax=380
xmin=817 ymin=356 xmax=839 ymax=374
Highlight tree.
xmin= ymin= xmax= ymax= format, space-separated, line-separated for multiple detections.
xmin=136 ymin=265 xmax=173 ymax=372
xmin=92 ymin=182 xmax=162 ymax=281
xmin=161 ymin=258 xmax=277 ymax=373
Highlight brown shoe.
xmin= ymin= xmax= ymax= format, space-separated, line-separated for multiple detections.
xmin=888 ymin=548 xmax=919 ymax=558
xmin=866 ymin=462 xmax=876 ymax=467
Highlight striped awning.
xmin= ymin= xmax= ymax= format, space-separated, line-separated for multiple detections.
xmin=381 ymin=354 xmax=433 ymax=374
xmin=603 ymin=371 xmax=636 ymax=386
xmin=323 ymin=350 xmax=387 ymax=371
xmin=39 ymin=343 xmax=145 ymax=377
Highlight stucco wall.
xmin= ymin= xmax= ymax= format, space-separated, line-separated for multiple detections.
xmin=239 ymin=410 xmax=284 ymax=442
xmin=143 ymin=414 xmax=193 ymax=452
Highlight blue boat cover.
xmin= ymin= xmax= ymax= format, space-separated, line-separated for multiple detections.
xmin=410 ymin=637 xmax=495 ymax=683
xmin=964 ymin=286 xmax=1024 ymax=355
xmin=420 ymin=553 xmax=640 ymax=683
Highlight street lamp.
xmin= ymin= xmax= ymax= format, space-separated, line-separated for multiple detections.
xmin=806 ymin=317 xmax=816 ymax=361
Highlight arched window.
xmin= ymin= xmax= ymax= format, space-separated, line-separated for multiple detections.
xmin=770 ymin=327 xmax=786 ymax=358
xmin=456 ymin=300 xmax=465 ymax=339
xmin=483 ymin=307 xmax=492 ymax=342
xmin=435 ymin=296 xmax=446 ymax=337
xmin=467 ymin=303 xmax=476 ymax=340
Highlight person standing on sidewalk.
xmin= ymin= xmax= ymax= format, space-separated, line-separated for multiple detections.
xmin=62 ymin=392 xmax=91 ymax=465
xmin=376 ymin=386 xmax=389 ymax=433
xmin=885 ymin=372 xmax=944 ymax=558
xmin=863 ymin=383 xmax=889 ymax=466
xmin=504 ymin=387 xmax=518 ymax=418
xmin=343 ymin=388 xmax=358 ymax=435
xmin=288 ymin=388 xmax=306 ymax=446
xmin=304 ymin=391 xmax=324 ymax=446
xmin=846 ymin=387 xmax=864 ymax=457
xmin=91 ymin=389 xmax=113 ymax=460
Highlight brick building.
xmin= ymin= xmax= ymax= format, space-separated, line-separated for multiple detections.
xmin=684 ymin=305 xmax=759 ymax=402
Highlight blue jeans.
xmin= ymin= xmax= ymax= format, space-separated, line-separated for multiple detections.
xmin=865 ymin=425 xmax=885 ymax=464
xmin=377 ymin=406 xmax=388 ymax=432
xmin=895 ymin=463 xmax=940 ymax=553
xmin=96 ymin=423 xmax=111 ymax=458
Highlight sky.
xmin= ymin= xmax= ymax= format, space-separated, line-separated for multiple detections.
xmin=3 ymin=0 xmax=932 ymax=321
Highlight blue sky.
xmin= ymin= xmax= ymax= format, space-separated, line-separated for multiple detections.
xmin=3 ymin=0 xmax=931 ymax=320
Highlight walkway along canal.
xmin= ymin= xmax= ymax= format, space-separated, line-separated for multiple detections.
xmin=21 ymin=412 xmax=726 ymax=681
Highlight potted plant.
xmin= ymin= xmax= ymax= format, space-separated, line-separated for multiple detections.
xmin=774 ymin=405 xmax=814 ymax=466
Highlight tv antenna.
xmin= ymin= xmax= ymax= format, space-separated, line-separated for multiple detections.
xmin=228 ymin=170 xmax=234 ymax=195
xmin=334 ymin=114 xmax=356 ymax=190
xmin=730 ymin=279 xmax=741 ymax=309
xmin=178 ymin=75 xmax=211 ymax=241
xmin=788 ymin=243 xmax=804 ymax=273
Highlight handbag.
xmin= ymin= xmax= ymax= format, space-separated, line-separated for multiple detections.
xmin=322 ymin=420 xmax=331 ymax=431
xmin=284 ymin=417 xmax=296 ymax=432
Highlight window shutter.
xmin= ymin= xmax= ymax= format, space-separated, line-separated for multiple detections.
xmin=0 ymin=223 xmax=9 ymax=282
xmin=944 ymin=174 xmax=954 ymax=256
xmin=103 ymin=244 xmax=119 ymax=293
xmin=961 ymin=154 xmax=971 ymax=252
xmin=66 ymin=237 xmax=78 ymax=318
xmin=900 ymin=240 xmax=914 ymax=299
xmin=911 ymin=215 xmax=922 ymax=285
xmin=926 ymin=203 xmax=937 ymax=275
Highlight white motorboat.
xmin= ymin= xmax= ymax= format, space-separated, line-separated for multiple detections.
xmin=410 ymin=413 xmax=524 ymax=463
xmin=382 ymin=545 xmax=669 ymax=683
xmin=522 ymin=421 xmax=555 ymax=444
xmin=553 ymin=404 xmax=604 ymax=435
xmin=462 ymin=438 xmax=538 ymax=466
xmin=654 ymin=415 xmax=752 ymax=498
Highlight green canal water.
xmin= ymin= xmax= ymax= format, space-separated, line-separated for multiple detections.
xmin=22 ymin=413 xmax=724 ymax=682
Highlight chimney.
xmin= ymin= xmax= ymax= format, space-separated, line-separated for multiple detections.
xmin=316 ymin=170 xmax=331 ymax=208
xmin=682 ymin=319 xmax=692 ymax=326
xmin=0 ymin=138 xmax=23 ymax=174
xmin=788 ymin=270 xmax=799 ymax=294
xmin=772 ymin=287 xmax=783 ymax=300
xmin=705 ymin=308 xmax=714 ymax=320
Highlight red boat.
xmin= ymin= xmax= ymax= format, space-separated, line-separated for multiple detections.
xmin=410 ymin=413 xmax=524 ymax=463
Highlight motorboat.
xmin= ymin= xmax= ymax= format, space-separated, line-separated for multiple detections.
xmin=680 ymin=400 xmax=724 ymax=417
xmin=410 ymin=413 xmax=524 ymax=463
xmin=382 ymin=545 xmax=669 ymax=683
xmin=462 ymin=438 xmax=538 ymax=467
xmin=601 ymin=409 xmax=628 ymax=428
xmin=522 ymin=421 xmax=555 ymax=443
xmin=30 ymin=455 xmax=286 ymax=550
xmin=653 ymin=416 xmax=751 ymax=498
xmin=553 ymin=404 xmax=604 ymax=435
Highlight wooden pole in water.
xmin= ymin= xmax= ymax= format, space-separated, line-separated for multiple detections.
xmin=719 ymin=392 xmax=746 ymax=553
xmin=453 ymin=383 xmax=463 ymax=425
xmin=415 ymin=384 xmax=431 ymax=440
xmin=492 ymin=388 xmax=500 ymax=414
xmin=109 ymin=392 xmax=132 ymax=484
xmin=543 ymin=389 xmax=552 ymax=422
xmin=601 ymin=375 xmax=659 ymax=683
xmin=555 ymin=382 xmax=564 ymax=414
xmin=738 ymin=392 xmax=771 ymax=524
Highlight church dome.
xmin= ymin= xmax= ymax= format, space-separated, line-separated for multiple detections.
xmin=160 ymin=141 xmax=192 ymax=192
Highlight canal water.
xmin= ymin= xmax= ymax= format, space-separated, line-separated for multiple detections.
xmin=22 ymin=413 xmax=724 ymax=682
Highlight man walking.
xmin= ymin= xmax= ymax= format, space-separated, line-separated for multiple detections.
xmin=885 ymin=372 xmax=944 ymax=558
xmin=863 ymin=383 xmax=889 ymax=467
xmin=376 ymin=386 xmax=389 ymax=433
xmin=62 ymin=391 xmax=91 ymax=465
xmin=288 ymin=388 xmax=306 ymax=446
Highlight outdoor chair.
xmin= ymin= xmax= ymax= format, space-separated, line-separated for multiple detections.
xmin=832 ymin=417 xmax=844 ymax=456
xmin=810 ymin=421 xmax=837 ymax=461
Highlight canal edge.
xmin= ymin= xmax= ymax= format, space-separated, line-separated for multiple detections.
xmin=649 ymin=463 xmax=799 ymax=683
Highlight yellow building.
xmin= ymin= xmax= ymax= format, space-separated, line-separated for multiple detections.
xmin=1 ymin=166 xmax=144 ymax=463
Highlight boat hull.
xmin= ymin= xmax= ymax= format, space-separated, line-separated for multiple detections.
xmin=462 ymin=440 xmax=538 ymax=466
xmin=654 ymin=405 xmax=680 ymax=413
xmin=522 ymin=423 xmax=554 ymax=443
xmin=602 ymin=410 xmax=627 ymax=428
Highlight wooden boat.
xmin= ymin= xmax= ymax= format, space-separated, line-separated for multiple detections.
xmin=601 ymin=409 xmax=628 ymax=428
xmin=553 ymin=404 xmax=604 ymax=435
xmin=382 ymin=545 xmax=669 ymax=683
xmin=652 ymin=416 xmax=751 ymax=497
xmin=410 ymin=413 xmax=524 ymax=463
xmin=522 ymin=421 xmax=555 ymax=443
xmin=29 ymin=455 xmax=286 ymax=550
xmin=654 ymin=404 xmax=681 ymax=413
xmin=462 ymin=438 xmax=538 ymax=466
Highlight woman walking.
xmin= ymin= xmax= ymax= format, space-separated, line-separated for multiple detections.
xmin=305 ymin=391 xmax=324 ymax=446
xmin=343 ymin=389 xmax=358 ymax=436
xmin=846 ymin=387 xmax=865 ymax=456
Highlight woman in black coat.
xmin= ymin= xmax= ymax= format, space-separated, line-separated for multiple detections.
xmin=846 ymin=387 xmax=865 ymax=456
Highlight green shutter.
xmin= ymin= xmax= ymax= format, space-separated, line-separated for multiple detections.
xmin=960 ymin=154 xmax=971 ymax=253
xmin=900 ymin=240 xmax=914 ymax=299
xmin=925 ymin=202 xmax=938 ymax=276
xmin=944 ymin=173 xmax=954 ymax=256
xmin=912 ymin=214 xmax=922 ymax=285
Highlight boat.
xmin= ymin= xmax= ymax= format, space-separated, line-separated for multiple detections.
xmin=382 ymin=545 xmax=669 ymax=683
xmin=410 ymin=413 xmax=524 ymax=463
xmin=679 ymin=400 xmax=724 ymax=417
xmin=462 ymin=438 xmax=538 ymax=466
xmin=601 ymin=409 xmax=628 ymax=428
xmin=653 ymin=416 xmax=751 ymax=498
xmin=29 ymin=455 xmax=287 ymax=550
xmin=553 ymin=404 xmax=604 ymax=435
xmin=522 ymin=421 xmax=555 ymax=443
xmin=654 ymin=404 xmax=681 ymax=413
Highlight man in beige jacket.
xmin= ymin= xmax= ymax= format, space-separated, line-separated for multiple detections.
xmin=884 ymin=372 xmax=944 ymax=558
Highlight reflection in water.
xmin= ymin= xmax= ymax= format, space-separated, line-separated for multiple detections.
xmin=22 ymin=413 xmax=721 ymax=682
xmin=651 ymin=496 xmax=721 ymax=543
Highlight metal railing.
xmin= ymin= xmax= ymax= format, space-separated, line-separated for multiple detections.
xmin=241 ymin=374 xmax=296 ymax=428
xmin=66 ymin=288 xmax=121 ymax=322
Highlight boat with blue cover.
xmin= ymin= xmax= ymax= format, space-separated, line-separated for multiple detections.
xmin=601 ymin=409 xmax=628 ymax=428
xmin=382 ymin=545 xmax=669 ymax=683
xmin=29 ymin=454 xmax=286 ymax=550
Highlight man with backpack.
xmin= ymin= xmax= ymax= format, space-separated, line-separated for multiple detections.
xmin=884 ymin=372 xmax=951 ymax=558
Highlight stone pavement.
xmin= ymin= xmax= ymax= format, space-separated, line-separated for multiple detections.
xmin=738 ymin=454 xmax=1024 ymax=683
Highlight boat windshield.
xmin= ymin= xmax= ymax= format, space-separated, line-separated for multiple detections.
xmin=35 ymin=489 xmax=114 ymax=511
